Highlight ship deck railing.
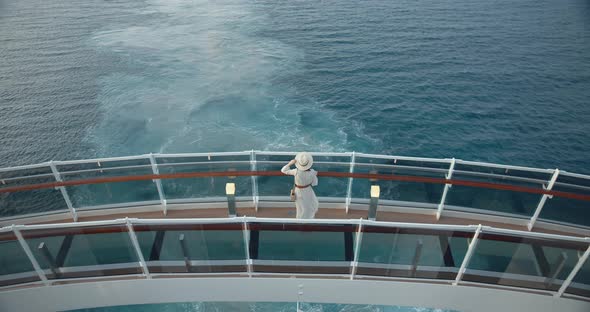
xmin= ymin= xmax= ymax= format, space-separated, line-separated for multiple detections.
xmin=0 ymin=151 xmax=589 ymax=230
xmin=0 ymin=151 xmax=590 ymax=301
xmin=0 ymin=217 xmax=589 ymax=302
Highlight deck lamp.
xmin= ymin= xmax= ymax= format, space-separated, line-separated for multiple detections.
xmin=368 ymin=185 xmax=380 ymax=221
xmin=226 ymin=182 xmax=236 ymax=217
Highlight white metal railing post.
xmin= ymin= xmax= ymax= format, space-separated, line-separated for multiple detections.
xmin=528 ymin=169 xmax=560 ymax=231
xmin=345 ymin=152 xmax=356 ymax=214
xmin=49 ymin=161 xmax=78 ymax=222
xmin=125 ymin=218 xmax=150 ymax=279
xmin=149 ymin=153 xmax=167 ymax=215
xmin=13 ymin=225 xmax=50 ymax=286
xmin=555 ymin=242 xmax=590 ymax=297
xmin=350 ymin=218 xmax=364 ymax=280
xmin=3 ymin=217 xmax=590 ymax=292
xmin=436 ymin=158 xmax=456 ymax=220
xmin=250 ymin=150 xmax=259 ymax=211
xmin=453 ymin=224 xmax=482 ymax=285
xmin=242 ymin=216 xmax=252 ymax=277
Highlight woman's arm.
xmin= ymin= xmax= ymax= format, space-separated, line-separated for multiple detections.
xmin=281 ymin=159 xmax=297 ymax=176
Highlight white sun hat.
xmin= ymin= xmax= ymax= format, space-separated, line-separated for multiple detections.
xmin=295 ymin=152 xmax=313 ymax=171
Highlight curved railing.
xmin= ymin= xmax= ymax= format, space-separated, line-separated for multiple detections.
xmin=0 ymin=217 xmax=589 ymax=301
xmin=1 ymin=151 xmax=590 ymax=229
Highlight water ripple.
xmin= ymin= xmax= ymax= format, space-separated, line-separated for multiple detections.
xmin=0 ymin=0 xmax=589 ymax=175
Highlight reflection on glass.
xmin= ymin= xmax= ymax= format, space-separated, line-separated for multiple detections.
xmin=23 ymin=225 xmax=141 ymax=280
xmin=64 ymin=169 xmax=159 ymax=208
xmin=565 ymin=250 xmax=590 ymax=297
xmin=0 ymin=189 xmax=68 ymax=217
xmin=446 ymin=184 xmax=540 ymax=217
xmin=256 ymin=163 xmax=296 ymax=198
xmin=0 ymin=166 xmax=67 ymax=216
xmin=251 ymin=223 xmax=354 ymax=274
xmin=351 ymin=158 xmax=447 ymax=205
xmin=540 ymin=175 xmax=590 ymax=227
xmin=357 ymin=227 xmax=471 ymax=279
xmin=445 ymin=163 xmax=552 ymax=218
xmin=57 ymin=159 xmax=159 ymax=208
xmin=0 ymin=234 xmax=39 ymax=286
xmin=465 ymin=233 xmax=584 ymax=291
xmin=134 ymin=224 xmax=247 ymax=274
xmin=159 ymin=160 xmax=252 ymax=201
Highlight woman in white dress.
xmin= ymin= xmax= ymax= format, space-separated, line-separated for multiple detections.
xmin=281 ymin=152 xmax=319 ymax=219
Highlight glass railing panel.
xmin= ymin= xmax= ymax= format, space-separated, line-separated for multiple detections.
xmin=445 ymin=185 xmax=541 ymax=218
xmin=58 ymin=159 xmax=159 ymax=208
xmin=157 ymin=157 xmax=252 ymax=201
xmin=0 ymin=232 xmax=40 ymax=286
xmin=134 ymin=223 xmax=247 ymax=274
xmin=540 ymin=174 xmax=590 ymax=227
xmin=356 ymin=226 xmax=472 ymax=280
xmin=253 ymin=152 xmax=294 ymax=199
xmin=0 ymin=165 xmax=55 ymax=181
xmin=255 ymin=162 xmax=293 ymax=199
xmin=0 ymin=166 xmax=68 ymax=217
xmin=350 ymin=156 xmax=450 ymax=170
xmin=250 ymin=222 xmax=355 ymax=274
xmin=446 ymin=175 xmax=543 ymax=218
xmin=452 ymin=163 xmax=552 ymax=182
xmin=254 ymin=153 xmax=351 ymax=164
xmin=464 ymin=232 xmax=586 ymax=291
xmin=351 ymin=156 xmax=448 ymax=206
xmin=0 ymin=189 xmax=68 ymax=218
xmin=446 ymin=163 xmax=552 ymax=218
xmin=156 ymin=154 xmax=251 ymax=164
xmin=306 ymin=161 xmax=349 ymax=201
xmin=22 ymin=225 xmax=142 ymax=280
xmin=565 ymin=251 xmax=590 ymax=298
xmin=554 ymin=173 xmax=590 ymax=188
xmin=57 ymin=158 xmax=152 ymax=173
xmin=256 ymin=154 xmax=351 ymax=201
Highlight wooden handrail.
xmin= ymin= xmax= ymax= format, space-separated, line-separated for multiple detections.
xmin=0 ymin=170 xmax=589 ymax=202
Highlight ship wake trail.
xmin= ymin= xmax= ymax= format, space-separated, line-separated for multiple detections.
xmin=86 ymin=0 xmax=352 ymax=156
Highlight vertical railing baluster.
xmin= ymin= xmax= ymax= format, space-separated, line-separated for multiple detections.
xmin=555 ymin=243 xmax=590 ymax=297
xmin=350 ymin=218 xmax=364 ymax=280
xmin=250 ymin=150 xmax=259 ymax=212
xmin=13 ymin=225 xmax=50 ymax=286
xmin=179 ymin=234 xmax=191 ymax=272
xmin=436 ymin=158 xmax=455 ymax=220
xmin=453 ymin=224 xmax=482 ymax=285
xmin=345 ymin=152 xmax=356 ymax=214
xmin=242 ymin=216 xmax=252 ymax=277
xmin=528 ymin=169 xmax=560 ymax=231
xmin=126 ymin=218 xmax=150 ymax=279
xmin=410 ymin=239 xmax=424 ymax=278
xmin=38 ymin=242 xmax=59 ymax=277
xmin=545 ymin=252 xmax=568 ymax=288
xmin=49 ymin=161 xmax=78 ymax=222
xmin=149 ymin=153 xmax=167 ymax=216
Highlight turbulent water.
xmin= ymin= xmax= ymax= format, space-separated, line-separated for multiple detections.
xmin=1 ymin=0 xmax=590 ymax=172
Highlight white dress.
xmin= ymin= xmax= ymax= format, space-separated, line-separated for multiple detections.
xmin=281 ymin=164 xmax=319 ymax=219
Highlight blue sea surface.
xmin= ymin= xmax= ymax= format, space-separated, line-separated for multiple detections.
xmin=69 ymin=301 xmax=458 ymax=312
xmin=1 ymin=0 xmax=589 ymax=172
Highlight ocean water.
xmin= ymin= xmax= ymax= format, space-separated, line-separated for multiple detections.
xmin=69 ymin=301 xmax=458 ymax=312
xmin=1 ymin=0 xmax=589 ymax=173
